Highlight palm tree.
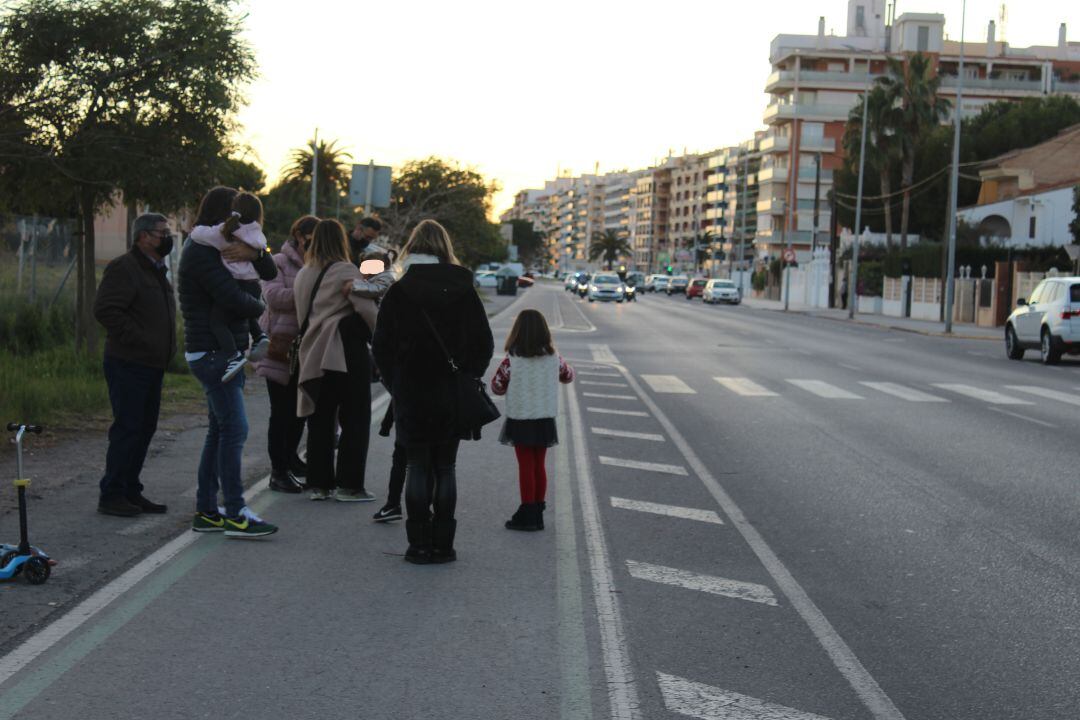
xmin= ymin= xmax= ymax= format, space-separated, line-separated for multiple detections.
xmin=843 ymin=85 xmax=901 ymax=248
xmin=588 ymin=229 xmax=632 ymax=270
xmin=877 ymin=53 xmax=950 ymax=248
xmin=280 ymin=138 xmax=353 ymax=214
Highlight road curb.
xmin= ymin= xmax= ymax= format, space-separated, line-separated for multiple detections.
xmin=748 ymin=304 xmax=1000 ymax=342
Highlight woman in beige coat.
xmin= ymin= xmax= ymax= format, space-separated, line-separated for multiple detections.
xmin=294 ymin=219 xmax=379 ymax=501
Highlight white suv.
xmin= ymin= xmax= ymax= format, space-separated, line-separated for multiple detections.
xmin=1005 ymin=276 xmax=1080 ymax=364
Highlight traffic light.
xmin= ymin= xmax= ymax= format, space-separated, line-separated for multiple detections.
xmin=666 ymin=265 xmax=673 ymax=275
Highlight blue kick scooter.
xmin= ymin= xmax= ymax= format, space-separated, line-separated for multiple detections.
xmin=1 ymin=423 xmax=54 ymax=584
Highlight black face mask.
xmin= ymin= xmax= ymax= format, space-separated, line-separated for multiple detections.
xmin=156 ymin=234 xmax=174 ymax=258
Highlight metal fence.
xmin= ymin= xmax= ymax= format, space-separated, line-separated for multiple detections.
xmin=0 ymin=214 xmax=79 ymax=306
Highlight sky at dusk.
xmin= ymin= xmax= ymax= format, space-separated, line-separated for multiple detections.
xmin=233 ymin=0 xmax=1080 ymax=216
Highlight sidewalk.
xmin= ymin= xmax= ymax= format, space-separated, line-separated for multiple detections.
xmin=741 ymin=296 xmax=1002 ymax=341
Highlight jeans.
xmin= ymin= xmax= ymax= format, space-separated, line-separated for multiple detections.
xmin=189 ymin=351 xmax=249 ymax=517
xmin=405 ymin=440 xmax=459 ymax=521
xmin=266 ymin=375 xmax=305 ymax=473
xmin=99 ymin=356 xmax=164 ymax=502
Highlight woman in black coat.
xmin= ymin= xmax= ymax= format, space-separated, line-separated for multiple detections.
xmin=371 ymin=220 xmax=494 ymax=564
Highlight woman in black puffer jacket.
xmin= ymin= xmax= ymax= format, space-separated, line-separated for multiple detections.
xmin=177 ymin=186 xmax=279 ymax=537
xmin=372 ymin=220 xmax=494 ymax=564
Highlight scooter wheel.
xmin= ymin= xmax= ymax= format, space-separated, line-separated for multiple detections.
xmin=24 ymin=556 xmax=50 ymax=585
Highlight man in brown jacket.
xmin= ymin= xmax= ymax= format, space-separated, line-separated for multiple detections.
xmin=92 ymin=213 xmax=177 ymax=517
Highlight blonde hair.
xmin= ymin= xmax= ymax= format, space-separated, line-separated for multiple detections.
xmin=401 ymin=219 xmax=459 ymax=265
xmin=305 ymin=219 xmax=350 ymax=267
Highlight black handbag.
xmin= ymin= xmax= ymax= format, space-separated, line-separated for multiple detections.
xmin=418 ymin=307 xmax=500 ymax=435
xmin=289 ymin=263 xmax=334 ymax=377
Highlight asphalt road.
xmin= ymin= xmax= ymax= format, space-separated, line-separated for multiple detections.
xmin=2 ymin=280 xmax=1079 ymax=719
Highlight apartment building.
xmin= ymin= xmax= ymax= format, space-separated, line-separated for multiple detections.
xmin=666 ymin=154 xmax=709 ymax=270
xmin=758 ymin=0 xmax=1080 ymax=259
xmin=629 ymin=165 xmax=672 ymax=273
xmin=703 ymin=133 xmax=764 ymax=276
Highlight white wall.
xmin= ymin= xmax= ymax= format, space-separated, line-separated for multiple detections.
xmin=957 ymin=185 xmax=1076 ymax=247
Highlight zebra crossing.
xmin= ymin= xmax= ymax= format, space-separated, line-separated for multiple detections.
xmin=624 ymin=372 xmax=1080 ymax=409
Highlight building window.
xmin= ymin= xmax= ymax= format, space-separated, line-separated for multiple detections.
xmin=1029 ymin=216 xmax=1037 ymax=239
xmin=856 ymin=5 xmax=865 ymax=30
xmin=917 ymin=26 xmax=929 ymax=52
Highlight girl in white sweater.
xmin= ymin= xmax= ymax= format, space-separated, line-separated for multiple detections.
xmin=490 ymin=309 xmax=574 ymax=531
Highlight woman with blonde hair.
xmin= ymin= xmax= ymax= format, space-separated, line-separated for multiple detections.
xmin=294 ymin=219 xmax=379 ymax=502
xmin=372 ymin=219 xmax=494 ymax=564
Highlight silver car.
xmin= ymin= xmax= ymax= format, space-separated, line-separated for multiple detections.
xmin=588 ymin=273 xmax=626 ymax=303
xmin=703 ymin=279 xmax=741 ymax=305
xmin=1005 ymin=276 xmax=1080 ymax=365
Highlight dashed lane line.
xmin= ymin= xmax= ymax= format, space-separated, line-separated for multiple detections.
xmin=715 ymin=377 xmax=779 ymax=397
xmin=583 ymin=393 xmax=637 ymax=401
xmin=657 ymin=673 xmax=832 ymax=720
xmin=580 ymin=380 xmax=630 ymax=388
xmin=587 ymin=407 xmax=650 ymax=418
xmin=614 ymin=366 xmax=907 ymax=720
xmin=591 ymin=428 xmax=665 ymax=442
xmin=988 ymin=407 xmax=1057 ymax=429
xmin=839 ymin=363 xmax=862 ymax=372
xmin=1005 ymin=385 xmax=1080 ymax=406
xmin=610 ymin=497 xmax=723 ymax=525
xmin=787 ymin=379 xmax=863 ymax=400
xmin=640 ymin=375 xmax=696 ymax=394
xmin=932 ymin=383 xmax=1032 ymax=405
xmin=599 ymin=456 xmax=687 ymax=476
xmin=859 ymin=382 xmax=948 ymax=403
xmin=625 ymin=561 xmax=778 ymax=606
xmin=577 ymin=370 xmax=622 ymax=378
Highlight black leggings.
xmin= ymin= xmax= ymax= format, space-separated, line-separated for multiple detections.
xmin=405 ymin=440 xmax=459 ymax=521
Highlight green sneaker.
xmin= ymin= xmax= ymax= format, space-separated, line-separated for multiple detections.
xmin=335 ymin=488 xmax=376 ymax=503
xmin=223 ymin=507 xmax=278 ymax=539
xmin=192 ymin=512 xmax=225 ymax=533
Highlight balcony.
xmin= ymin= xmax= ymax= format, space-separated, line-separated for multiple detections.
xmin=756 ymin=197 xmax=785 ymax=215
xmin=766 ymin=70 xmax=883 ymax=93
xmin=1052 ymin=79 xmax=1080 ymax=94
xmin=759 ymin=135 xmax=836 ymax=154
xmin=938 ymin=75 xmax=1044 ymax=95
xmin=764 ymin=101 xmax=856 ymax=124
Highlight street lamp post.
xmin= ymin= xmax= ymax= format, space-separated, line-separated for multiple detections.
xmin=849 ymin=76 xmax=871 ymax=320
xmin=738 ymin=149 xmax=751 ymax=296
xmin=943 ymin=0 xmax=968 ymax=334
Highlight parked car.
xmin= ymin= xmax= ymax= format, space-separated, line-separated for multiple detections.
xmin=686 ymin=278 xmax=708 ymax=300
xmin=517 ymin=275 xmax=535 ymax=288
xmin=587 ymin=273 xmax=626 ymax=303
xmin=703 ymin=278 xmax=742 ymax=305
xmin=666 ymin=276 xmax=690 ymax=295
xmin=652 ymin=275 xmax=671 ymax=294
xmin=474 ymin=270 xmax=498 ymax=289
xmin=1005 ymin=276 xmax=1080 ymax=364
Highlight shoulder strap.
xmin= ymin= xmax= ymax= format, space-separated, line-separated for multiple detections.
xmin=418 ymin=307 xmax=459 ymax=373
xmin=299 ymin=262 xmax=335 ymax=336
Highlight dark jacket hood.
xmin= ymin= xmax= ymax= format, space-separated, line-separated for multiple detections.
xmin=397 ymin=262 xmax=475 ymax=308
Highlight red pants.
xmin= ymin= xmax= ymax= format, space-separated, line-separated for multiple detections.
xmin=514 ymin=445 xmax=548 ymax=504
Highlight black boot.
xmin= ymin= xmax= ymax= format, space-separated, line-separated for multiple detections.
xmin=269 ymin=469 xmax=303 ymax=493
xmin=537 ymin=501 xmax=546 ymax=530
xmin=506 ymin=503 xmax=540 ymax=531
xmin=404 ymin=519 xmax=432 ymax=564
xmin=431 ymin=518 xmax=457 ymax=563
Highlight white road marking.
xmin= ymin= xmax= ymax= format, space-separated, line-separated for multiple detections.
xmin=583 ymin=392 xmax=637 ymax=400
xmin=581 ymin=380 xmax=630 ymax=388
xmin=610 ymin=497 xmax=723 ymax=525
xmin=859 ymin=382 xmax=948 ymax=403
xmin=565 ymin=386 xmax=642 ymax=719
xmin=116 ymin=515 xmax=169 ymax=537
xmin=578 ymin=370 xmax=621 ymax=378
xmin=599 ymin=456 xmax=687 ymax=476
xmin=626 ymin=561 xmax=777 ymax=606
xmin=932 ymin=384 xmax=1032 ymax=405
xmin=592 ymin=428 xmax=665 ymax=442
xmin=1006 ymin=385 xmax=1080 ymax=406
xmin=588 ymin=407 xmax=650 ymax=417
xmin=589 ymin=343 xmax=618 ymax=363
xmin=787 ymin=380 xmax=863 ymax=400
xmin=615 ymin=367 xmax=907 ymax=720
xmin=658 ymin=673 xmax=832 ymax=720
xmin=839 ymin=363 xmax=862 ymax=372
xmin=715 ymin=377 xmax=778 ymax=397
xmin=641 ymin=375 xmax=696 ymax=394
xmin=988 ymin=407 xmax=1057 ymax=428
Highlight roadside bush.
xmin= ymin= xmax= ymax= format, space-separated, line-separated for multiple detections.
xmin=0 ymin=298 xmax=73 ymax=354
xmin=857 ymin=261 xmax=884 ymax=296
xmin=751 ymin=271 xmax=766 ymax=292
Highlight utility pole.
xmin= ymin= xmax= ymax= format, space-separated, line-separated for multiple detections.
xmin=812 ymin=153 xmax=822 ymax=253
xmin=850 ymin=76 xmax=871 ymax=320
xmin=944 ymin=0 xmax=968 ymax=334
xmin=783 ymin=101 xmax=799 ymax=312
xmin=309 ymin=128 xmax=319 ymax=216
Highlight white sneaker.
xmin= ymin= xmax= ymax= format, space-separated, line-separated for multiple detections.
xmin=309 ymin=488 xmax=332 ymax=501
xmin=248 ymin=336 xmax=270 ymax=363
xmin=221 ymin=354 xmax=247 ymax=383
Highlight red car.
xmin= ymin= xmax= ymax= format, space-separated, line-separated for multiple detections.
xmin=516 ymin=276 xmax=535 ymax=288
xmin=686 ymin=278 xmax=708 ymax=300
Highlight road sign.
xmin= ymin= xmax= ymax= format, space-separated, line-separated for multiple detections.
xmin=349 ymin=162 xmax=392 ymax=210
xmin=783 ymin=248 xmax=797 ymax=263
